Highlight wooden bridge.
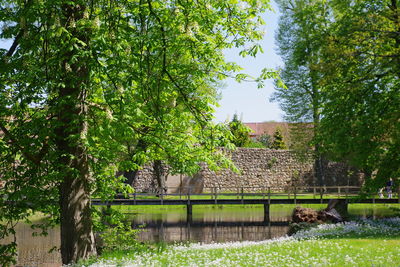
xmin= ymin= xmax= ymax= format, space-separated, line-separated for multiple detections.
xmin=92 ymin=186 xmax=400 ymax=221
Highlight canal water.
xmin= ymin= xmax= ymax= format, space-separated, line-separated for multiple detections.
xmin=5 ymin=204 xmax=400 ymax=267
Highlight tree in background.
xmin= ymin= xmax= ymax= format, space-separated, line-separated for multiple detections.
xmin=316 ymin=0 xmax=400 ymax=188
xmin=257 ymin=133 xmax=273 ymax=148
xmin=0 ymin=0 xmax=271 ymax=264
xmin=271 ymin=128 xmax=287 ymax=150
xmin=273 ymin=0 xmax=400 ymax=189
xmin=272 ymin=0 xmax=330 ymax=184
xmin=228 ymin=114 xmax=252 ymax=147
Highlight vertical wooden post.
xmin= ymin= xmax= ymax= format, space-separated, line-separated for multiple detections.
xmin=160 ymin=191 xmax=163 ymax=205
xmin=338 ymin=186 xmax=341 ymax=197
xmin=268 ymin=187 xmax=271 ymax=205
xmin=294 ymin=186 xmax=297 ymax=205
xmin=241 ymin=187 xmax=244 ymax=204
xmin=133 ymin=192 xmax=136 ymax=205
xmin=313 ymin=187 xmax=316 ymax=199
xmin=263 ymin=204 xmax=270 ymax=222
xmin=187 ymin=204 xmax=193 ymax=223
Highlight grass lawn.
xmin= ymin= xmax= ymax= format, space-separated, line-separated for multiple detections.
xmin=96 ymin=238 xmax=400 ymax=267
xmin=78 ymin=217 xmax=400 ymax=267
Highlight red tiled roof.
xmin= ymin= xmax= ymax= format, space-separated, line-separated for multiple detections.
xmin=244 ymin=122 xmax=289 ymax=137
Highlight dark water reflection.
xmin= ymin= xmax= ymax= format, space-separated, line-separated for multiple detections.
xmin=3 ymin=222 xmax=61 ymax=267
xmin=130 ymin=206 xmax=291 ymax=243
xmin=138 ymin=223 xmax=289 ymax=244
xmin=5 ymin=204 xmax=400 ymax=267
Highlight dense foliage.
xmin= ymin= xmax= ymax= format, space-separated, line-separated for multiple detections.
xmin=0 ymin=0 xmax=270 ymax=264
xmin=270 ymin=128 xmax=287 ymax=150
xmin=227 ymin=114 xmax=252 ymax=147
xmin=273 ymin=0 xmax=400 ymax=188
xmin=272 ymin=0 xmax=330 ymax=185
xmin=317 ymin=0 xmax=400 ymax=188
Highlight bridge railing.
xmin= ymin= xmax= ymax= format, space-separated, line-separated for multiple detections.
xmin=116 ymin=185 xmax=364 ymax=201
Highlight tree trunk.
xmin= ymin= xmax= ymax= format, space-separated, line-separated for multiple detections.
xmin=313 ymin=102 xmax=325 ymax=186
xmin=310 ymin=64 xmax=324 ymax=186
xmin=55 ymin=2 xmax=96 ymax=264
xmin=314 ymin=150 xmax=325 ymax=187
xmin=154 ymin=160 xmax=167 ymax=194
xmin=59 ymin=165 xmax=96 ymax=264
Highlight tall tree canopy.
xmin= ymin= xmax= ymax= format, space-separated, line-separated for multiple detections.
xmin=272 ymin=0 xmax=400 ymax=189
xmin=317 ymin=0 xmax=400 ymax=186
xmin=0 ymin=0 xmax=270 ymax=264
xmin=272 ymin=0 xmax=331 ymax=185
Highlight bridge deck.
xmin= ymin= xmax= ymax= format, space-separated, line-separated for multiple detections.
xmin=92 ymin=198 xmax=400 ymax=206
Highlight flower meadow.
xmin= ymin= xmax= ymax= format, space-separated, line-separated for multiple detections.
xmin=82 ymin=218 xmax=400 ymax=267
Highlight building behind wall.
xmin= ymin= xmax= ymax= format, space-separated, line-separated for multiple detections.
xmin=244 ymin=122 xmax=290 ymax=143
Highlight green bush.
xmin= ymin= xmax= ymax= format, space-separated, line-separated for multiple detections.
xmin=228 ymin=114 xmax=252 ymax=147
xmin=100 ymin=222 xmax=145 ymax=253
xmin=244 ymin=141 xmax=266 ymax=148
xmin=271 ymin=128 xmax=287 ymax=149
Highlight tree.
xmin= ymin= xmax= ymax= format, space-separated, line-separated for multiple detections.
xmin=272 ymin=0 xmax=331 ymax=184
xmin=273 ymin=0 xmax=400 ymax=189
xmin=271 ymin=128 xmax=287 ymax=149
xmin=257 ymin=132 xmax=273 ymax=148
xmin=316 ymin=0 xmax=400 ymax=188
xmin=228 ymin=114 xmax=252 ymax=147
xmin=0 ymin=0 xmax=270 ymax=264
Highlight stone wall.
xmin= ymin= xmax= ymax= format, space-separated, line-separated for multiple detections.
xmin=200 ymin=148 xmax=364 ymax=191
xmin=133 ymin=148 xmax=364 ymax=192
xmin=132 ymin=165 xmax=158 ymax=192
xmin=199 ymin=148 xmax=314 ymax=191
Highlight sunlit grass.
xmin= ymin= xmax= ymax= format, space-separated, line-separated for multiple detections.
xmin=94 ymin=239 xmax=400 ymax=267
xmin=80 ymin=217 xmax=400 ymax=267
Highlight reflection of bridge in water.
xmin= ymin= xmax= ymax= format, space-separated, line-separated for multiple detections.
xmin=134 ymin=220 xmax=290 ymax=243
xmin=135 ymin=221 xmax=289 ymax=227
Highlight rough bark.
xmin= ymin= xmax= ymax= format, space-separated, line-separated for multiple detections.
xmin=310 ymin=64 xmax=324 ymax=187
xmin=55 ymin=2 xmax=96 ymax=264
xmin=313 ymin=110 xmax=325 ymax=186
xmin=154 ymin=160 xmax=167 ymax=194
xmin=314 ymin=151 xmax=325 ymax=186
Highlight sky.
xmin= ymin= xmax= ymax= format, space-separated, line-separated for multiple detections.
xmin=0 ymin=1 xmax=283 ymax=124
xmin=216 ymin=1 xmax=283 ymax=123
